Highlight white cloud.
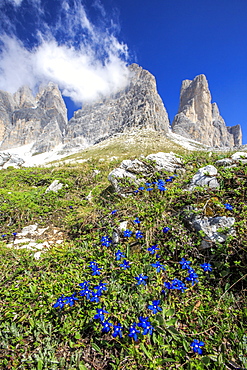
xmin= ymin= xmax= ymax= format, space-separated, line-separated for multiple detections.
xmin=0 ymin=0 xmax=130 ymax=104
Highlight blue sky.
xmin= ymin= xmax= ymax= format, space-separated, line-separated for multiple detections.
xmin=0 ymin=0 xmax=247 ymax=143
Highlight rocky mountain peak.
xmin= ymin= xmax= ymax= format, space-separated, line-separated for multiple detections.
xmin=0 ymin=82 xmax=67 ymax=153
xmin=13 ymin=86 xmax=36 ymax=109
xmin=64 ymin=63 xmax=170 ymax=148
xmin=172 ymin=74 xmax=242 ymax=147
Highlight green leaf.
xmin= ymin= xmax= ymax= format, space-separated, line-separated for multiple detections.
xmin=182 ymin=339 xmax=190 ymax=352
xmin=75 ymin=332 xmax=81 ymax=340
xmin=161 ymin=358 xmax=177 ymax=363
xmin=37 ymin=359 xmax=43 ymax=370
xmin=140 ymin=343 xmax=153 ymax=360
xmin=202 ymin=356 xmax=211 ymax=365
xmin=91 ymin=342 xmax=104 ymax=356
xmin=79 ymin=363 xmax=88 ymax=370
xmin=165 ymin=308 xmax=175 ymax=317
xmin=166 ymin=326 xmax=180 ymax=335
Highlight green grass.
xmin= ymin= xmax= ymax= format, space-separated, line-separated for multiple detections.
xmin=0 ymin=149 xmax=246 ymax=369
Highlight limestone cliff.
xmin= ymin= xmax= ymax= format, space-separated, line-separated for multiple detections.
xmin=0 ymin=83 xmax=67 ymax=153
xmin=64 ymin=63 xmax=170 ymax=148
xmin=172 ymin=74 xmax=242 ymax=147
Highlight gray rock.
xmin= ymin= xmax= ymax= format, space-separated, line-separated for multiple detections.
xmin=184 ymin=207 xmax=235 ymax=243
xmin=108 ymin=167 xmax=140 ymax=194
xmin=45 ymin=180 xmax=63 ymax=193
xmin=189 ymin=165 xmax=219 ymax=190
xmin=231 ymin=151 xmax=247 ymax=160
xmin=172 ymin=74 xmax=242 ymax=147
xmin=108 ymin=152 xmax=184 ymax=194
xmin=146 ymin=152 xmax=184 ymax=173
xmin=215 ymin=158 xmax=234 ymax=166
xmin=0 ymin=152 xmax=24 ymax=169
xmin=192 ymin=215 xmax=235 ymax=243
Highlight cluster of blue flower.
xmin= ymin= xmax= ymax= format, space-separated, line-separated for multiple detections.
xmin=53 ymin=280 xmax=107 ymax=309
xmin=163 ymin=258 xmax=212 ymax=293
xmin=1 ymin=232 xmax=17 ymax=238
xmin=52 ymin=175 xmax=220 ymax=356
xmin=134 ymin=176 xmax=176 ymax=194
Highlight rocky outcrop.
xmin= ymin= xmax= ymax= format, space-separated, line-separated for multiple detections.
xmin=0 ymin=83 xmax=67 ymax=154
xmin=188 ymin=165 xmax=219 ymax=190
xmin=64 ymin=63 xmax=170 ymax=148
xmin=108 ymin=152 xmax=184 ymax=195
xmin=0 ymin=152 xmax=25 ymax=169
xmin=172 ymin=74 xmax=242 ymax=147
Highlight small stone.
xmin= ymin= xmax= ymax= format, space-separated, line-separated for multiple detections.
xmin=45 ymin=180 xmax=63 ymax=193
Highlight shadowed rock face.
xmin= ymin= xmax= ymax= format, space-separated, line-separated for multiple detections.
xmin=64 ymin=63 xmax=170 ymax=148
xmin=0 ymin=83 xmax=67 ymax=153
xmin=172 ymin=74 xmax=242 ymax=147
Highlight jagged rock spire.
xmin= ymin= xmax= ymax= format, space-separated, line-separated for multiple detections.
xmin=172 ymin=74 xmax=242 ymax=147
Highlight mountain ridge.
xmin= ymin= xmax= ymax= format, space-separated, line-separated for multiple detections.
xmin=0 ymin=64 xmax=243 ymax=158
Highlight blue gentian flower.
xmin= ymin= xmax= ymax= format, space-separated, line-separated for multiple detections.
xmin=151 ymin=261 xmax=166 ymax=273
xmin=147 ymin=244 xmax=160 ymax=254
xmin=190 ymin=339 xmax=205 ymax=354
xmin=12 ymin=232 xmax=17 ymax=236
xmin=53 ymin=295 xmax=66 ymax=309
xmin=123 ymin=229 xmax=132 ymax=237
xmin=111 ymin=209 xmax=117 ymax=215
xmin=101 ymin=320 xmax=113 ymax=333
xmin=187 ymin=267 xmax=195 ymax=274
xmin=186 ymin=272 xmax=199 ymax=286
xmin=63 ymin=293 xmax=78 ymax=307
xmin=224 ymin=203 xmax=233 ymax=210
xmin=128 ymin=323 xmax=140 ymax=341
xmin=147 ymin=300 xmax=162 ymax=314
xmin=119 ymin=259 xmax=130 ymax=269
xmin=200 ymin=263 xmax=212 ymax=272
xmin=138 ymin=316 xmax=154 ymax=335
xmin=92 ymin=267 xmax=101 ymax=276
xmin=179 ymin=258 xmax=192 ymax=269
xmin=135 ymin=274 xmax=148 ymax=285
xmin=157 ymin=183 xmax=167 ymax=191
xmin=145 ymin=182 xmax=151 ymax=187
xmin=89 ymin=261 xmax=102 ymax=276
xmin=79 ymin=281 xmax=90 ymax=289
xmin=115 ymin=250 xmax=126 ymax=261
xmin=163 ymin=227 xmax=170 ymax=233
xmin=79 ymin=287 xmax=92 ymax=300
xmin=94 ymin=281 xmax=107 ymax=293
xmin=94 ymin=308 xmax=108 ymax=321
xmin=112 ymin=323 xmax=123 ymax=338
xmin=138 ymin=186 xmax=145 ymax=191
xmin=134 ymin=217 xmax=140 ymax=224
xmin=90 ymin=290 xmax=102 ymax=303
xmin=101 ymin=236 xmax=112 ymax=247
xmin=146 ymin=187 xmax=153 ymax=191
xmin=69 ymin=205 xmax=73 ymax=209
xmin=135 ymin=230 xmax=144 ymax=239
xmin=1 ymin=234 xmax=6 ymax=238
xmin=164 ymin=278 xmax=187 ymax=292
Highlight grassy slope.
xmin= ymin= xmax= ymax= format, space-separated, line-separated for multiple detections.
xmin=0 ymin=137 xmax=246 ymax=370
